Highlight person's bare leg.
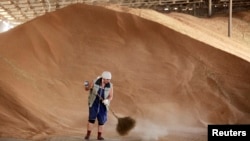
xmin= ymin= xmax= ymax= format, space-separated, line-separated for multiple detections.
xmin=85 ymin=122 xmax=94 ymax=140
xmin=87 ymin=122 xmax=94 ymax=131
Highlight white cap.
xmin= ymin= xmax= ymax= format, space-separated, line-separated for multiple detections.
xmin=102 ymin=71 xmax=112 ymax=79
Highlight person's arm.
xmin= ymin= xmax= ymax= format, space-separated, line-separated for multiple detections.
xmin=85 ymin=80 xmax=94 ymax=91
xmin=103 ymin=86 xmax=113 ymax=106
xmin=107 ymin=86 xmax=113 ymax=101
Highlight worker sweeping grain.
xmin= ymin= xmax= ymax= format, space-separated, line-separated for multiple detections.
xmin=84 ymin=71 xmax=136 ymax=140
xmin=84 ymin=71 xmax=113 ymax=140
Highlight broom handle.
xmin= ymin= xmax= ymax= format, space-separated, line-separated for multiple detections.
xmin=95 ymin=94 xmax=119 ymax=119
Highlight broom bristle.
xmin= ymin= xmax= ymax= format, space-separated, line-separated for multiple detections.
xmin=116 ymin=116 xmax=136 ymax=136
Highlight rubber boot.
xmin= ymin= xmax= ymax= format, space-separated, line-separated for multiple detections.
xmin=84 ymin=130 xmax=91 ymax=140
xmin=97 ymin=132 xmax=104 ymax=140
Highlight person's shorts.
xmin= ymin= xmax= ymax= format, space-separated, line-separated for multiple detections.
xmin=89 ymin=104 xmax=107 ymax=125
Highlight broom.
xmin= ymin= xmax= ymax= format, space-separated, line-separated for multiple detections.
xmin=96 ymin=94 xmax=136 ymax=136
